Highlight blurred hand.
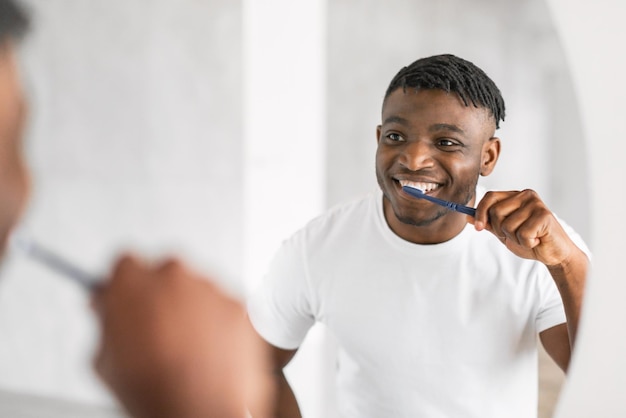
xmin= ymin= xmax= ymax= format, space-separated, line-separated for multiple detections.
xmin=93 ymin=255 xmax=272 ymax=418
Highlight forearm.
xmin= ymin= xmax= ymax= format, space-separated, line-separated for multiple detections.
xmin=272 ymin=371 xmax=302 ymax=418
xmin=547 ymin=246 xmax=589 ymax=347
xmin=119 ymin=389 xmax=248 ymax=418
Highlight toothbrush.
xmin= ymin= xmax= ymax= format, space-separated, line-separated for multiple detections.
xmin=402 ymin=185 xmax=476 ymax=217
xmin=10 ymin=232 xmax=102 ymax=291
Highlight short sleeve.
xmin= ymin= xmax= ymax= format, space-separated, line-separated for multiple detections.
xmin=247 ymin=233 xmax=315 ymax=350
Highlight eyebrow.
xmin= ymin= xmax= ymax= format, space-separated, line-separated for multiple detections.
xmin=382 ymin=118 xmax=467 ymax=135
xmin=429 ymin=123 xmax=465 ymax=135
xmin=382 ymin=115 xmax=409 ymax=125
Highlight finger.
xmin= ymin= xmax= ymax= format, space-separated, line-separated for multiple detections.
xmin=499 ymin=205 xmax=546 ymax=248
xmin=482 ymin=190 xmax=544 ymax=239
xmin=154 ymin=257 xmax=213 ymax=288
xmin=92 ymin=300 xmax=113 ymax=383
xmin=96 ymin=253 xmax=147 ymax=323
xmin=480 ymin=192 xmax=520 ymax=237
xmin=514 ymin=215 xmax=547 ymax=249
xmin=93 ymin=340 xmax=107 ymax=380
xmin=493 ymin=193 xmax=538 ymax=242
xmin=107 ymin=253 xmax=152 ymax=291
xmin=474 ymin=191 xmax=516 ymax=231
xmin=154 ymin=257 xmax=186 ymax=276
xmin=111 ymin=253 xmax=143 ymax=278
xmin=494 ymin=190 xmax=547 ymax=246
xmin=90 ymin=288 xmax=105 ymax=318
xmin=93 ymin=342 xmax=117 ymax=391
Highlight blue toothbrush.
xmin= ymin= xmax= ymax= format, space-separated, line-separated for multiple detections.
xmin=402 ymin=185 xmax=476 ymax=217
xmin=10 ymin=232 xmax=102 ymax=291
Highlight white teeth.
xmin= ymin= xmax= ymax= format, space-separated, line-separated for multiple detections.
xmin=398 ymin=180 xmax=439 ymax=192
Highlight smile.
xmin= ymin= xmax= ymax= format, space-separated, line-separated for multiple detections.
xmin=397 ymin=179 xmax=441 ymax=193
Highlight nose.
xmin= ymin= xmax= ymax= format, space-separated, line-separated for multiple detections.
xmin=399 ymin=140 xmax=435 ymax=171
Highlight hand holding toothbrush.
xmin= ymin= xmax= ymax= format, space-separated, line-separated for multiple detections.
xmin=93 ymin=255 xmax=273 ymax=418
xmin=471 ymin=189 xmax=584 ymax=268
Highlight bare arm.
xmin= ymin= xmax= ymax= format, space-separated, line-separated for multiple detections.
xmin=271 ymin=346 xmax=301 ymax=418
xmin=545 ymin=247 xmax=587 ymax=350
xmin=247 ymin=324 xmax=301 ymax=418
xmin=540 ymin=246 xmax=588 ymax=371
xmin=473 ymin=189 xmax=589 ymax=372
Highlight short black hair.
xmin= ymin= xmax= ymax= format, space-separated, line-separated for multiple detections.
xmin=385 ymin=54 xmax=506 ymax=129
xmin=0 ymin=0 xmax=29 ymax=43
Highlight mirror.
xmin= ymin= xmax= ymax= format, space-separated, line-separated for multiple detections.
xmin=1 ymin=1 xmax=595 ymax=417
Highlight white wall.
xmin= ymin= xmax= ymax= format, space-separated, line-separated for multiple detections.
xmin=242 ymin=1 xmax=332 ymax=416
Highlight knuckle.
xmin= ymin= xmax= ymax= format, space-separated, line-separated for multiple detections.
xmin=109 ymin=254 xmax=140 ymax=282
xmin=500 ymin=218 xmax=513 ymax=232
xmin=536 ymin=207 xmax=552 ymax=218
xmin=483 ymin=191 xmax=498 ymax=203
xmin=521 ymin=189 xmax=538 ymax=200
xmin=515 ymin=223 xmax=540 ymax=247
xmin=501 ymin=224 xmax=516 ymax=240
xmin=115 ymin=254 xmax=135 ymax=271
xmin=157 ymin=258 xmax=189 ymax=283
xmin=114 ymin=253 xmax=146 ymax=274
xmin=487 ymin=205 xmax=500 ymax=221
xmin=516 ymin=230 xmax=532 ymax=245
xmin=159 ymin=257 xmax=184 ymax=273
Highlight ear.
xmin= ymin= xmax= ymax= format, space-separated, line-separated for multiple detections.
xmin=376 ymin=125 xmax=382 ymax=144
xmin=480 ymin=137 xmax=501 ymax=176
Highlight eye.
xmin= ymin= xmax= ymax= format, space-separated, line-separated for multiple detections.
xmin=436 ymin=138 xmax=462 ymax=149
xmin=385 ymin=133 xmax=405 ymax=143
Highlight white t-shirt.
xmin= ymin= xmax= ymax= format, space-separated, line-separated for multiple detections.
xmin=248 ymin=188 xmax=589 ymax=418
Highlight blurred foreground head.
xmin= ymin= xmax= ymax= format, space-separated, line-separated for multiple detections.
xmin=0 ymin=0 xmax=30 ymax=254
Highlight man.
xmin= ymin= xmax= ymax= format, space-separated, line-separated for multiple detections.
xmin=0 ymin=1 xmax=270 ymax=417
xmin=248 ymin=54 xmax=589 ymax=417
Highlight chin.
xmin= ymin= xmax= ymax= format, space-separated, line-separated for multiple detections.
xmin=397 ymin=213 xmax=445 ymax=227
xmin=392 ymin=202 xmax=448 ymax=227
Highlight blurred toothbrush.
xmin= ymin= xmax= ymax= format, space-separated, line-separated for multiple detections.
xmin=402 ymin=185 xmax=476 ymax=217
xmin=10 ymin=232 xmax=102 ymax=291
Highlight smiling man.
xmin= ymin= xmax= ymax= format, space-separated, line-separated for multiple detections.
xmin=248 ymin=54 xmax=589 ymax=418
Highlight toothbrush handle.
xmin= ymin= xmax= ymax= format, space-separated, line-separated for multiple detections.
xmin=403 ymin=186 xmax=476 ymax=217
xmin=447 ymin=202 xmax=476 ymax=217
xmin=28 ymin=241 xmax=102 ymax=290
xmin=424 ymin=194 xmax=475 ymax=217
xmin=11 ymin=235 xmax=102 ymax=291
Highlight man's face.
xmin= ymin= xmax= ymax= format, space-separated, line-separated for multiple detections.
xmin=0 ymin=43 xmax=29 ymax=253
xmin=375 ymin=88 xmax=499 ymax=243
